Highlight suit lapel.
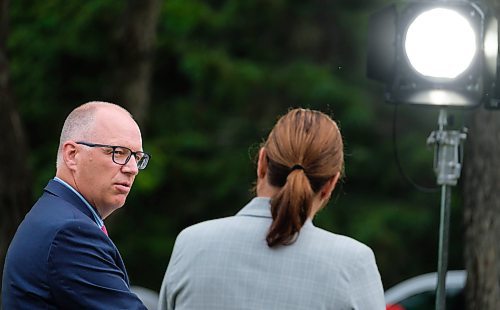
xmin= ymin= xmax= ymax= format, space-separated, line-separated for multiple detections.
xmin=44 ymin=179 xmax=131 ymax=285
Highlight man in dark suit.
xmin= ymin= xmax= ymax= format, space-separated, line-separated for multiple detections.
xmin=2 ymin=101 xmax=150 ymax=309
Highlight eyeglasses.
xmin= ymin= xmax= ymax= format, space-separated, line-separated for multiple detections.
xmin=76 ymin=141 xmax=151 ymax=170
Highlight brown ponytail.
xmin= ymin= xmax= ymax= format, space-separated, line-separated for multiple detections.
xmin=263 ymin=109 xmax=344 ymax=247
xmin=266 ymin=167 xmax=314 ymax=246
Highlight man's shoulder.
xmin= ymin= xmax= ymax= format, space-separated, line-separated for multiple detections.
xmin=11 ymin=191 xmax=99 ymax=255
xmin=2 ymin=194 xmax=107 ymax=299
xmin=12 ymin=199 xmax=98 ymax=249
xmin=30 ymin=188 xmax=88 ymax=221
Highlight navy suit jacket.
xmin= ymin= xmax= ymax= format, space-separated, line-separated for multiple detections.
xmin=1 ymin=179 xmax=146 ymax=309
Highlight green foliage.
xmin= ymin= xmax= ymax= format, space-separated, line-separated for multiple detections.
xmin=8 ymin=0 xmax=464 ymax=292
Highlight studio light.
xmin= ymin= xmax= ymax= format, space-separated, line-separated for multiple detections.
xmin=367 ymin=2 xmax=500 ymax=309
xmin=405 ymin=8 xmax=476 ymax=79
xmin=367 ymin=0 xmax=499 ymax=108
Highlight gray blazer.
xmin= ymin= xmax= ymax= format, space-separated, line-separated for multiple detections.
xmin=159 ymin=197 xmax=385 ymax=310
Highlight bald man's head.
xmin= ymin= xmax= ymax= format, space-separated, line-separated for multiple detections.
xmin=56 ymin=101 xmax=133 ymax=168
xmin=55 ymin=101 xmax=144 ymax=218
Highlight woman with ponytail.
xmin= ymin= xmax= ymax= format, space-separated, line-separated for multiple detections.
xmin=159 ymin=108 xmax=385 ymax=310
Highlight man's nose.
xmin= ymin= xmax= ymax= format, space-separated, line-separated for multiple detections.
xmin=122 ymin=156 xmax=139 ymax=175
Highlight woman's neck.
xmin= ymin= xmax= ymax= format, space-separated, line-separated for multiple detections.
xmin=256 ymin=179 xmax=279 ymax=198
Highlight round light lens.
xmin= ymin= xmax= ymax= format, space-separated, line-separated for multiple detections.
xmin=405 ymin=8 xmax=477 ymax=79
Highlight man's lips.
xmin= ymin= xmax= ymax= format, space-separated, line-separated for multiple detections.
xmin=114 ymin=182 xmax=131 ymax=193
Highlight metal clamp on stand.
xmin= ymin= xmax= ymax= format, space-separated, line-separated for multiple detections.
xmin=426 ymin=109 xmax=467 ymax=310
xmin=427 ymin=109 xmax=467 ymax=186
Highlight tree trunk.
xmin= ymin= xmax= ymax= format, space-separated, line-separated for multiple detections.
xmin=0 ymin=0 xmax=32 ymax=294
xmin=106 ymin=0 xmax=161 ymax=126
xmin=463 ymin=1 xmax=500 ymax=308
xmin=463 ymin=107 xmax=500 ymax=309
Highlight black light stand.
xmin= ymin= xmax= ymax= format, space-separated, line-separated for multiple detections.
xmin=426 ymin=109 xmax=467 ymax=310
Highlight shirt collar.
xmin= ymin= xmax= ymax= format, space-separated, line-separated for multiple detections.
xmin=53 ymin=177 xmax=104 ymax=228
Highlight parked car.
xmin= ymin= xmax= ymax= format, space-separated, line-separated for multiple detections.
xmin=385 ymin=270 xmax=466 ymax=310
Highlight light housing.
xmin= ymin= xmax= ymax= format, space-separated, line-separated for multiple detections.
xmin=367 ymin=1 xmax=499 ymax=109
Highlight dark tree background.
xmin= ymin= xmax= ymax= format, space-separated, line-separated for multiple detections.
xmin=2 ymin=0 xmax=498 ymax=308
xmin=106 ymin=0 xmax=161 ymax=126
xmin=0 ymin=0 xmax=32 ymax=290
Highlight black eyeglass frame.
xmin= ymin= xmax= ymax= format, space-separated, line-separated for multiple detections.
xmin=76 ymin=141 xmax=151 ymax=170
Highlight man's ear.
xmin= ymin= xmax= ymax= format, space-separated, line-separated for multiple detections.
xmin=257 ymin=147 xmax=268 ymax=179
xmin=320 ymin=172 xmax=340 ymax=199
xmin=62 ymin=141 xmax=79 ymax=172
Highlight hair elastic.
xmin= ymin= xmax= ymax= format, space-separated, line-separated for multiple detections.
xmin=290 ymin=164 xmax=304 ymax=171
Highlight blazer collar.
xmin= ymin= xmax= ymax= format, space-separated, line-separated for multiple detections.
xmin=236 ymin=196 xmax=314 ymax=228
xmin=44 ymin=179 xmax=95 ymax=222
xmin=236 ymin=197 xmax=272 ymax=218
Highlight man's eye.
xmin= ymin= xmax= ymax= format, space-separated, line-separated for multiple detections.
xmin=111 ymin=147 xmax=127 ymax=156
